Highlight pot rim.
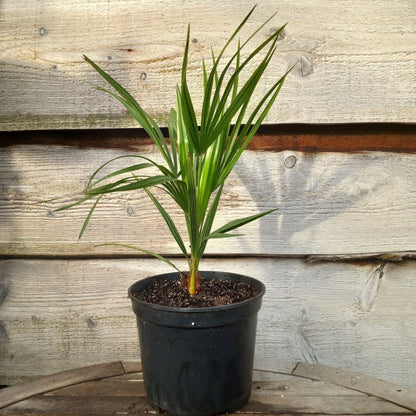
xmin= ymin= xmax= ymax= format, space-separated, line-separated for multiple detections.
xmin=128 ymin=270 xmax=266 ymax=314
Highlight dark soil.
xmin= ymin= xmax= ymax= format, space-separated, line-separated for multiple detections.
xmin=132 ymin=277 xmax=260 ymax=308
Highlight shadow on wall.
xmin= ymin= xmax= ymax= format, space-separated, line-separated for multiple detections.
xmin=234 ymin=148 xmax=397 ymax=256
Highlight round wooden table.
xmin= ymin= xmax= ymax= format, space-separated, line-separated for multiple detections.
xmin=1 ymin=360 xmax=415 ymax=415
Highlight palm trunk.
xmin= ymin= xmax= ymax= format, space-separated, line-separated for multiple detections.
xmin=188 ymin=258 xmax=200 ymax=295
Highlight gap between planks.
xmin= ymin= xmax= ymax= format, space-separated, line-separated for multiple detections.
xmin=291 ymin=362 xmax=416 ymax=413
xmin=2 ymin=124 xmax=416 ymax=153
xmin=2 ymin=251 xmax=416 ymax=262
xmin=1 ymin=360 xmax=415 ymax=412
xmin=0 ymin=361 xmax=141 ymax=410
xmin=254 ymin=359 xmax=416 ymax=413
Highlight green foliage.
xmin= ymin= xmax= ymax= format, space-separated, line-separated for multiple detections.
xmin=61 ymin=7 xmax=291 ymax=294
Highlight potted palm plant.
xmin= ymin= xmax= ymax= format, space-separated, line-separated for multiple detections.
xmin=60 ymin=7 xmax=290 ymax=416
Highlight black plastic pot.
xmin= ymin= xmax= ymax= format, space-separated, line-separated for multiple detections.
xmin=128 ymin=271 xmax=265 ymax=416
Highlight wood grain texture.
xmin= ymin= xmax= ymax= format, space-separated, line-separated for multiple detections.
xmin=292 ymin=362 xmax=416 ymax=412
xmin=0 ymin=361 xmax=135 ymax=410
xmin=0 ymin=362 xmax=414 ymax=415
xmin=1 ymin=258 xmax=415 ymax=389
xmin=1 ymin=144 xmax=416 ymax=256
xmin=1 ymin=0 xmax=415 ymax=130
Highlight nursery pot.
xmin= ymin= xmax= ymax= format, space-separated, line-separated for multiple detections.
xmin=128 ymin=271 xmax=265 ymax=416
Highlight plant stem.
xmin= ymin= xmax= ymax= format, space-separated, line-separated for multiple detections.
xmin=188 ymin=257 xmax=200 ymax=295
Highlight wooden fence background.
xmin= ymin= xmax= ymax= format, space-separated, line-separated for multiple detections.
xmin=1 ymin=0 xmax=416 ymax=389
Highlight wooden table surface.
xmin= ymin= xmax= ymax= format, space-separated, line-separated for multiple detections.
xmin=1 ymin=360 xmax=415 ymax=415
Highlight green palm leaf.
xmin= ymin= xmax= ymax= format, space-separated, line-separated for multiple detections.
xmin=59 ymin=9 xmax=291 ymax=295
xmin=145 ymin=189 xmax=189 ymax=262
xmin=206 ymin=209 xmax=278 ymax=240
xmin=96 ymin=243 xmax=182 ymax=274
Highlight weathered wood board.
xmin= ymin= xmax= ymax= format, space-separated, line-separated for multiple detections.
xmin=1 ymin=258 xmax=415 ymax=389
xmin=1 ymin=0 xmax=415 ymax=397
xmin=1 ymin=362 xmax=415 ymax=415
xmin=1 ymin=144 xmax=416 ymax=257
xmin=1 ymin=0 xmax=415 ymax=130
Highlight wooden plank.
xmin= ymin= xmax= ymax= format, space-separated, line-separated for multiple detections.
xmin=44 ymin=372 xmax=146 ymax=397
xmin=254 ymin=359 xmax=298 ymax=376
xmin=0 ymin=362 xmax=142 ymax=410
xmin=244 ymin=392 xmax=411 ymax=415
xmin=0 ymin=369 xmax=412 ymax=415
xmin=0 ymin=362 xmax=128 ymax=410
xmin=20 ymin=388 xmax=407 ymax=416
xmin=1 ymin=145 xmax=416 ymax=256
xmin=51 ymin=371 xmax=362 ymax=399
xmin=1 ymin=258 xmax=415 ymax=389
xmin=1 ymin=395 xmax=152 ymax=416
xmin=293 ymin=363 xmax=416 ymax=412
xmin=0 ymin=0 xmax=415 ymax=130
xmin=121 ymin=361 xmax=141 ymax=374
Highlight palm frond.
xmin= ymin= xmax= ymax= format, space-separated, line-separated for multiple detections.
xmin=60 ymin=10 xmax=290 ymax=294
